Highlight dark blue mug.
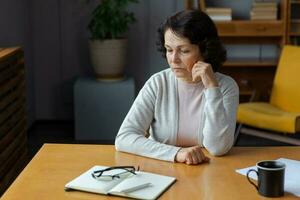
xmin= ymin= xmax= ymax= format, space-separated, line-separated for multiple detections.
xmin=246 ymin=160 xmax=285 ymax=197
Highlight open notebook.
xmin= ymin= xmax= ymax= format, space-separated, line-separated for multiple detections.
xmin=65 ymin=166 xmax=176 ymax=200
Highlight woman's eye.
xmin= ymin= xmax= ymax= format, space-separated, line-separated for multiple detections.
xmin=181 ymin=50 xmax=190 ymax=53
xmin=166 ymin=49 xmax=173 ymax=53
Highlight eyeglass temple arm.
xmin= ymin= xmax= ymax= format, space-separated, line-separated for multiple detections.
xmin=93 ymin=166 xmax=138 ymax=174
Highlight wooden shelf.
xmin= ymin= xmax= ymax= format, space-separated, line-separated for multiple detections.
xmin=290 ymin=32 xmax=300 ymax=36
xmin=291 ymin=0 xmax=300 ymax=3
xmin=215 ymin=20 xmax=282 ymax=23
xmin=223 ymin=58 xmax=278 ymax=67
xmin=291 ymin=19 xmax=300 ymax=23
xmin=215 ymin=20 xmax=284 ymax=37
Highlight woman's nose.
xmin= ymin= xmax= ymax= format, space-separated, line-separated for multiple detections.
xmin=171 ymin=52 xmax=180 ymax=63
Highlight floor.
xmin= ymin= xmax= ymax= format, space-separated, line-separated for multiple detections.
xmin=27 ymin=121 xmax=294 ymax=160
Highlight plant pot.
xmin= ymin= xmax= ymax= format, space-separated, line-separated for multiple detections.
xmin=89 ymin=39 xmax=127 ymax=80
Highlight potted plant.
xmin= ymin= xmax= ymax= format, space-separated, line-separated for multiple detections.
xmin=88 ymin=0 xmax=138 ymax=80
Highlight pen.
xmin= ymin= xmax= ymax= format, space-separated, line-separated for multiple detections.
xmin=120 ymin=182 xmax=152 ymax=193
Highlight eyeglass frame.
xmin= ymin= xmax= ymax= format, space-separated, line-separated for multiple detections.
xmin=91 ymin=166 xmax=140 ymax=180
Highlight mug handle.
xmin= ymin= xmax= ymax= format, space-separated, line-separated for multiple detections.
xmin=246 ymin=169 xmax=258 ymax=190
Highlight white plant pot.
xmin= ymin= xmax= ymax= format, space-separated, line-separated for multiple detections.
xmin=89 ymin=39 xmax=127 ymax=80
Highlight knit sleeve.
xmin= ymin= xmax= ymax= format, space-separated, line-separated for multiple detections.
xmin=202 ymin=76 xmax=239 ymax=156
xmin=115 ymin=75 xmax=181 ymax=162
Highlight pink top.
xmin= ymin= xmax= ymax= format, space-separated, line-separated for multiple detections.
xmin=176 ymin=79 xmax=205 ymax=147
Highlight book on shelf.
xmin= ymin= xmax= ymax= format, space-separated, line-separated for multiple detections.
xmin=209 ymin=15 xmax=232 ymax=21
xmin=252 ymin=6 xmax=277 ymax=11
xmin=251 ymin=9 xmax=277 ymax=14
xmin=206 ymin=7 xmax=232 ymax=21
xmin=252 ymin=2 xmax=277 ymax=7
xmin=250 ymin=15 xmax=277 ymax=20
xmin=250 ymin=11 xmax=277 ymax=20
xmin=65 ymin=165 xmax=176 ymax=200
xmin=250 ymin=0 xmax=278 ymax=20
xmin=206 ymin=8 xmax=232 ymax=15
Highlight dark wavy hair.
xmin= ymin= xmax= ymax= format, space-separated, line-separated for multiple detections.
xmin=156 ymin=10 xmax=226 ymax=72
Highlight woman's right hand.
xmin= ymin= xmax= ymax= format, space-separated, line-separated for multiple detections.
xmin=175 ymin=146 xmax=210 ymax=165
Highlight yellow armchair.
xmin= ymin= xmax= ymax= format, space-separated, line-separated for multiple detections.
xmin=237 ymin=45 xmax=300 ymax=145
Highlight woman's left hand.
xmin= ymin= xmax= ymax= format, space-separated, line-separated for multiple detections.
xmin=190 ymin=61 xmax=218 ymax=88
xmin=175 ymin=146 xmax=210 ymax=165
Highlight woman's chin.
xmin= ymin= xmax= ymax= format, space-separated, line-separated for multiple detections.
xmin=172 ymin=69 xmax=186 ymax=75
xmin=174 ymin=74 xmax=193 ymax=82
xmin=171 ymin=69 xmax=192 ymax=81
xmin=174 ymin=72 xmax=186 ymax=78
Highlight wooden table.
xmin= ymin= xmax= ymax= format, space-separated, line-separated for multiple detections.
xmin=1 ymin=144 xmax=300 ymax=200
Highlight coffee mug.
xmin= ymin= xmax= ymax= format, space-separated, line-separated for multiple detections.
xmin=246 ymin=160 xmax=286 ymax=197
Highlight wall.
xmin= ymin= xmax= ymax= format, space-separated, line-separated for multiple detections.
xmin=0 ymin=0 xmax=278 ymax=122
xmin=0 ymin=0 xmax=35 ymax=125
xmin=0 ymin=0 xmax=184 ymax=121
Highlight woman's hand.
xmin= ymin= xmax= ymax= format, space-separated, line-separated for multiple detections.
xmin=190 ymin=61 xmax=218 ymax=88
xmin=175 ymin=146 xmax=210 ymax=165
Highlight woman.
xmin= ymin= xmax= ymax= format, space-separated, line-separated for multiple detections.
xmin=115 ymin=10 xmax=239 ymax=165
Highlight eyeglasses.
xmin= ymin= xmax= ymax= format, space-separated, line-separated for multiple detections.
xmin=91 ymin=166 xmax=139 ymax=181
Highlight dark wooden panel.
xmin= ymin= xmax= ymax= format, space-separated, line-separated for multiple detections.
xmin=0 ymin=119 xmax=26 ymax=153
xmin=0 ymin=107 xmax=25 ymax=139
xmin=0 ymin=47 xmax=27 ymax=196
xmin=0 ymin=47 xmax=22 ymax=64
xmin=0 ymin=130 xmax=27 ymax=179
xmin=0 ymin=73 xmax=23 ymax=98
xmin=0 ymin=97 xmax=25 ymax=125
xmin=0 ymin=80 xmax=25 ymax=111
xmin=0 ymin=59 xmax=24 ymax=84
xmin=0 ymin=144 xmax=27 ymax=195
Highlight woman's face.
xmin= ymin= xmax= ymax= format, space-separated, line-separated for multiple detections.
xmin=164 ymin=29 xmax=203 ymax=82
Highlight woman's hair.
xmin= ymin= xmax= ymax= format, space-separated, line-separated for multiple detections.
xmin=156 ymin=10 xmax=226 ymax=72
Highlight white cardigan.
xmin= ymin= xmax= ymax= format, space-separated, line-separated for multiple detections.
xmin=115 ymin=68 xmax=239 ymax=162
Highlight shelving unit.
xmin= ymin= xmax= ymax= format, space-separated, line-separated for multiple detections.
xmin=184 ymin=0 xmax=289 ymax=102
xmin=0 ymin=47 xmax=28 ymax=195
xmin=223 ymin=58 xmax=277 ymax=68
xmin=287 ymin=0 xmax=300 ymax=45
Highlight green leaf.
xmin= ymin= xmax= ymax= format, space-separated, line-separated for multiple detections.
xmin=87 ymin=0 xmax=138 ymax=40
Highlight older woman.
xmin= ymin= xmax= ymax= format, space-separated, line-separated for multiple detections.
xmin=115 ymin=10 xmax=239 ymax=165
